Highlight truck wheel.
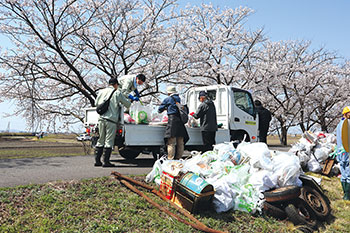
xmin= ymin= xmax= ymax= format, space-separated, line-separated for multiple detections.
xmin=264 ymin=186 xmax=301 ymax=203
xmin=300 ymin=186 xmax=331 ymax=220
xmin=263 ymin=202 xmax=287 ymax=220
xmin=284 ymin=198 xmax=317 ymax=229
xmin=230 ymin=130 xmax=250 ymax=142
xmin=118 ymin=148 xmax=140 ymax=160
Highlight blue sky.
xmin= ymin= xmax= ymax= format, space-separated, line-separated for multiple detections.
xmin=177 ymin=0 xmax=350 ymax=59
xmin=1 ymin=0 xmax=349 ymax=131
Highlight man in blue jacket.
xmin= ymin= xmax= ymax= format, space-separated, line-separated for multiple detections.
xmin=336 ymin=106 xmax=350 ymax=200
xmin=190 ymin=91 xmax=217 ymax=152
xmin=158 ymin=86 xmax=189 ymax=160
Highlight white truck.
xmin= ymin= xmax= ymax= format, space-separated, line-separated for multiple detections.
xmin=84 ymin=85 xmax=258 ymax=160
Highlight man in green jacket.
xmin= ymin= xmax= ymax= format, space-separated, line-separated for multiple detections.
xmin=94 ymin=78 xmax=131 ymax=167
xmin=117 ymin=74 xmax=146 ymax=102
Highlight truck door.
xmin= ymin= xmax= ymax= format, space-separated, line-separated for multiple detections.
xmin=230 ymin=88 xmax=258 ymax=142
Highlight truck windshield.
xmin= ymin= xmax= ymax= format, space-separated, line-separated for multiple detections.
xmin=232 ymin=88 xmax=255 ymax=116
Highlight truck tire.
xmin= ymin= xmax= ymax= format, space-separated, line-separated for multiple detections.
xmin=263 ymin=202 xmax=287 ymax=220
xmin=284 ymin=198 xmax=317 ymax=229
xmin=118 ymin=148 xmax=140 ymax=160
xmin=264 ymin=186 xmax=301 ymax=203
xmin=300 ymin=186 xmax=331 ymax=220
xmin=230 ymin=130 xmax=250 ymax=142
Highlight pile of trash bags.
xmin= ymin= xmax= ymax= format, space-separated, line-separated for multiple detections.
xmin=288 ymin=131 xmax=337 ymax=173
xmin=146 ymin=141 xmax=303 ymax=214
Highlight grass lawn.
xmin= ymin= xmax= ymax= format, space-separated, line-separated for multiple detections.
xmin=1 ymin=173 xmax=349 ymax=232
xmin=1 ymin=133 xmax=348 ymax=232
xmin=0 ymin=133 xmax=92 ymax=159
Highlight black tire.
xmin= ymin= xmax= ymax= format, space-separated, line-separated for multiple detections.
xmin=264 ymin=186 xmax=301 ymax=203
xmin=284 ymin=198 xmax=317 ymax=229
xmin=152 ymin=149 xmax=160 ymax=161
xmin=263 ymin=202 xmax=287 ymax=220
xmin=300 ymin=186 xmax=331 ymax=220
xmin=230 ymin=130 xmax=250 ymax=142
xmin=118 ymin=148 xmax=140 ymax=160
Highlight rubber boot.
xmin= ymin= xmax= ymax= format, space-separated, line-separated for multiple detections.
xmin=94 ymin=147 xmax=103 ymax=167
xmin=102 ymin=148 xmax=115 ymax=167
xmin=344 ymin=182 xmax=350 ymax=201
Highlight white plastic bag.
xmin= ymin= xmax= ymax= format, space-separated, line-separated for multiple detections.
xmin=248 ymin=170 xmax=277 ymax=192
xmin=237 ymin=142 xmax=273 ymax=171
xmin=307 ymin=156 xmax=322 ymax=173
xmin=145 ymin=157 xmax=167 ymax=184
xmin=272 ymin=151 xmax=302 ymax=187
xmin=130 ymin=102 xmax=152 ymax=124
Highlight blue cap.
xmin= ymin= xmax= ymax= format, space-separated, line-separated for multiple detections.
xmin=199 ymin=91 xmax=207 ymax=98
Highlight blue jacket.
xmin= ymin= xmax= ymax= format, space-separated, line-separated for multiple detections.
xmin=158 ymin=94 xmax=181 ymax=115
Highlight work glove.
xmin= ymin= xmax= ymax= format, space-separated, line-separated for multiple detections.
xmin=189 ymin=112 xmax=195 ymax=116
xmin=134 ymin=89 xmax=140 ymax=98
xmin=128 ymin=94 xmax=139 ymax=102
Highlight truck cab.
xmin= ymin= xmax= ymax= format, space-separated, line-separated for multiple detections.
xmin=186 ymin=85 xmax=258 ymax=142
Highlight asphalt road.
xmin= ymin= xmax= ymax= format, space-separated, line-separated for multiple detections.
xmin=0 ymin=153 xmax=155 ymax=188
xmin=0 ymin=145 xmax=290 ymax=188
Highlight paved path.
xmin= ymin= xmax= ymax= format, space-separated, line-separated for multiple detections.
xmin=0 ymin=145 xmax=290 ymax=188
xmin=0 ymin=154 xmax=155 ymax=187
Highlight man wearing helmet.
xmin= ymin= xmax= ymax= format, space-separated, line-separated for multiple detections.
xmin=336 ymin=106 xmax=350 ymax=200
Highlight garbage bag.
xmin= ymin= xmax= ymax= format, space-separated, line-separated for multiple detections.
xmin=145 ymin=157 xmax=167 ymax=185
xmin=130 ymin=102 xmax=152 ymax=124
xmin=236 ymin=142 xmax=273 ymax=171
xmin=314 ymin=146 xmax=331 ymax=162
xmin=124 ymin=113 xmax=135 ymax=124
xmin=272 ymin=151 xmax=302 ymax=188
xmin=307 ymin=156 xmax=322 ymax=173
xmin=249 ymin=170 xmax=277 ymax=192
xmin=211 ymin=164 xmax=262 ymax=214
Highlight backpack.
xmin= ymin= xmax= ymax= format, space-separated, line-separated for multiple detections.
xmin=171 ymin=96 xmax=189 ymax=124
xmin=96 ymin=89 xmax=116 ymax=115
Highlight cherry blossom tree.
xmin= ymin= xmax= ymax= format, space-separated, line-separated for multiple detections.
xmin=252 ymin=40 xmax=342 ymax=144
xmin=0 ymin=0 xmax=348 ymax=139
xmin=164 ymin=4 xmax=265 ymax=88
xmin=0 ymin=0 xmax=182 ymax=131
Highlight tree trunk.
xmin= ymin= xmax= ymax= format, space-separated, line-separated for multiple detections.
xmin=281 ymin=126 xmax=287 ymax=146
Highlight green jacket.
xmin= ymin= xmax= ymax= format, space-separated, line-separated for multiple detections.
xmin=95 ymin=86 xmax=131 ymax=123
xmin=118 ymin=74 xmax=136 ymax=96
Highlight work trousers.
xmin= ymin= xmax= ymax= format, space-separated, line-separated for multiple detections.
xmin=338 ymin=149 xmax=350 ymax=183
xmin=201 ymin=131 xmax=216 ymax=153
xmin=259 ymin=129 xmax=268 ymax=143
xmin=167 ymin=137 xmax=184 ymax=160
xmin=96 ymin=118 xmax=117 ymax=149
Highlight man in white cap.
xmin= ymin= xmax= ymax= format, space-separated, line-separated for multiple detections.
xmin=158 ymin=86 xmax=189 ymax=159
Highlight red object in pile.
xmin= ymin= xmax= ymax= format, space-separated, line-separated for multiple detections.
xmin=160 ymin=171 xmax=175 ymax=200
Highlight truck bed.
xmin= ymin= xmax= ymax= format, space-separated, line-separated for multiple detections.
xmin=123 ymin=124 xmax=230 ymax=146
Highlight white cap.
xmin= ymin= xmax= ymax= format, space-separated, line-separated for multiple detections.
xmin=167 ymin=86 xmax=176 ymax=94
